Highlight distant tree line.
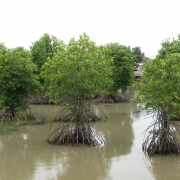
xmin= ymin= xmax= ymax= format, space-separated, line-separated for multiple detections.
xmin=0 ymin=32 xmax=147 ymax=122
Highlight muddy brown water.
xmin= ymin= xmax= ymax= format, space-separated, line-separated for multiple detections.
xmin=0 ymin=103 xmax=180 ymax=180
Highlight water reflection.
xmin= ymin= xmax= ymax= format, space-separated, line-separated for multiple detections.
xmin=144 ymin=155 xmax=180 ymax=180
xmin=118 ymin=86 xmax=137 ymax=101
xmin=55 ymin=147 xmax=111 ymax=180
xmin=0 ymin=125 xmax=111 ymax=180
xmin=29 ymin=105 xmax=60 ymax=122
xmin=96 ymin=103 xmax=136 ymax=157
xmin=0 ymin=103 xmax=139 ymax=180
xmin=0 ymin=102 xmax=162 ymax=180
xmin=0 ymin=123 xmax=65 ymax=180
xmin=52 ymin=103 xmax=140 ymax=180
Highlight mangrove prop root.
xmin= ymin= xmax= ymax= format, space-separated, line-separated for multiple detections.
xmin=142 ymin=110 xmax=180 ymax=155
xmin=46 ymin=121 xmax=105 ymax=146
xmin=47 ymin=101 xmax=105 ymax=146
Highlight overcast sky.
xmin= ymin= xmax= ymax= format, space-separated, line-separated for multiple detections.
xmin=0 ymin=0 xmax=180 ymax=58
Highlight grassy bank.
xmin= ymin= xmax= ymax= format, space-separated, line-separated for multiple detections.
xmin=0 ymin=120 xmax=44 ymax=135
xmin=0 ymin=122 xmax=17 ymax=134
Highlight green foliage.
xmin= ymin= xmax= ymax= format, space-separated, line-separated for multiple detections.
xmin=0 ymin=122 xmax=17 ymax=134
xmin=42 ymin=33 xmax=113 ymax=103
xmin=0 ymin=46 xmax=39 ymax=113
xmin=0 ymin=118 xmax=43 ymax=134
xmin=132 ymin=46 xmax=144 ymax=63
xmin=106 ymin=43 xmax=134 ymax=92
xmin=134 ymin=53 xmax=180 ymax=119
xmin=43 ymin=33 xmax=113 ymax=145
xmin=30 ymin=33 xmax=59 ymax=74
xmin=142 ymin=56 xmax=151 ymax=63
xmin=157 ymin=34 xmax=180 ymax=58
xmin=0 ymin=43 xmax=6 ymax=52
xmin=30 ymin=33 xmax=60 ymax=102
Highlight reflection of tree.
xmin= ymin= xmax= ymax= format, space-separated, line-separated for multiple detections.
xmin=118 ymin=86 xmax=138 ymax=102
xmin=58 ymin=103 xmax=136 ymax=179
xmin=96 ymin=103 xmax=136 ymax=158
xmin=57 ymin=146 xmax=111 ymax=180
xmin=0 ymin=124 xmax=110 ymax=180
xmin=0 ymin=123 xmax=64 ymax=180
xmin=101 ymin=116 xmax=133 ymax=157
xmin=144 ymin=155 xmax=180 ymax=180
xmin=0 ymin=103 xmax=138 ymax=180
xmin=0 ymin=132 xmax=35 ymax=180
xmin=29 ymin=105 xmax=60 ymax=122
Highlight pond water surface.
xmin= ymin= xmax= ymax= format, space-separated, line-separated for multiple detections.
xmin=0 ymin=103 xmax=180 ymax=180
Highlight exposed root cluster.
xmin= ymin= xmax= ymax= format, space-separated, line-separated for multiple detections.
xmin=47 ymin=100 xmax=105 ymax=146
xmin=142 ymin=110 xmax=180 ymax=155
xmin=0 ymin=109 xmax=35 ymax=122
xmin=0 ymin=110 xmax=24 ymax=122
xmin=47 ymin=120 xmax=105 ymax=145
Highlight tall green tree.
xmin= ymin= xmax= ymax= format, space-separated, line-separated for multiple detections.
xmin=106 ymin=43 xmax=134 ymax=93
xmin=30 ymin=33 xmax=59 ymax=72
xmin=132 ymin=46 xmax=144 ymax=63
xmin=0 ymin=46 xmax=39 ymax=121
xmin=157 ymin=34 xmax=180 ymax=58
xmin=134 ymin=53 xmax=180 ymax=155
xmin=30 ymin=33 xmax=60 ymax=103
xmin=42 ymin=33 xmax=113 ymax=145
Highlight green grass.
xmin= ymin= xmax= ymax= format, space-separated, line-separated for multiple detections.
xmin=0 ymin=119 xmax=44 ymax=135
xmin=0 ymin=122 xmax=17 ymax=134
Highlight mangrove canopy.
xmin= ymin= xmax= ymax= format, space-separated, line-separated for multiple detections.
xmin=42 ymin=33 xmax=113 ymax=145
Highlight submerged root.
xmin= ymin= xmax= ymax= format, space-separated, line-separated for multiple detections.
xmin=47 ymin=121 xmax=105 ymax=146
xmin=47 ymin=103 xmax=106 ymax=146
xmin=142 ymin=110 xmax=180 ymax=155
xmin=143 ymin=130 xmax=180 ymax=155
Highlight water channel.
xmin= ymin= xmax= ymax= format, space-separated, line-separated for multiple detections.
xmin=0 ymin=101 xmax=180 ymax=179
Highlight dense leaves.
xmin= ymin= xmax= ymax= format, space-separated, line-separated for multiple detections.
xmin=134 ymin=53 xmax=180 ymax=119
xmin=42 ymin=33 xmax=113 ymax=145
xmin=30 ymin=33 xmax=59 ymax=71
xmin=106 ymin=43 xmax=134 ymax=92
xmin=30 ymin=33 xmax=60 ymax=102
xmin=134 ymin=42 xmax=180 ymax=154
xmin=0 ymin=46 xmax=38 ymax=120
xmin=132 ymin=46 xmax=144 ymax=63
xmin=157 ymin=34 xmax=180 ymax=59
xmin=42 ymin=33 xmax=113 ymax=103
